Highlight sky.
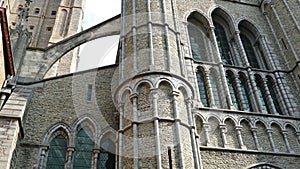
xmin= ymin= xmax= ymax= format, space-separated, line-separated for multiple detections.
xmin=77 ymin=0 xmax=121 ymax=71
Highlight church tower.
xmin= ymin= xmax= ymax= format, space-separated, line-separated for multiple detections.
xmin=2 ymin=0 xmax=85 ymax=77
xmin=113 ymin=0 xmax=200 ymax=168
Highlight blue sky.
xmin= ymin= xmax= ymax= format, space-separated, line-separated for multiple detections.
xmin=78 ymin=0 xmax=121 ymax=71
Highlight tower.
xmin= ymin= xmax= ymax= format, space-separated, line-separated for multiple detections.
xmin=2 ymin=0 xmax=85 ymax=77
xmin=0 ymin=0 xmax=299 ymax=169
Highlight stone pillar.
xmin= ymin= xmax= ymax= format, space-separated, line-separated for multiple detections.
xmin=118 ymin=104 xmax=124 ymax=168
xmin=151 ymin=89 xmax=162 ymax=168
xmin=262 ymin=78 xmax=277 ymax=114
xmin=248 ymin=70 xmax=264 ymax=113
xmin=66 ymin=147 xmax=74 ymax=169
xmin=234 ymin=31 xmax=250 ymax=67
xmin=130 ymin=93 xmax=139 ymax=169
xmin=203 ymin=123 xmax=211 ymax=146
xmin=235 ymin=126 xmax=247 ymax=150
xmin=93 ymin=149 xmax=100 ymax=169
xmin=204 ymin=71 xmax=215 ymax=108
xmin=267 ymin=129 xmax=277 ymax=152
xmin=281 ymin=131 xmax=293 ymax=153
xmin=251 ymin=128 xmax=262 ymax=151
xmin=234 ymin=75 xmax=247 ymax=111
xmin=220 ymin=125 xmax=229 ymax=148
xmin=209 ymin=27 xmax=234 ymax=109
xmin=38 ymin=147 xmax=47 ymax=169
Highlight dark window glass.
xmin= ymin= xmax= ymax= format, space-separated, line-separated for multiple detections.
xmin=226 ymin=75 xmax=241 ymax=110
xmin=98 ymin=140 xmax=116 ymax=169
xmin=196 ymin=70 xmax=209 ymax=107
xmin=240 ymin=34 xmax=260 ymax=68
xmin=267 ymin=78 xmax=283 ymax=115
xmin=73 ymin=128 xmax=93 ymax=169
xmin=214 ymin=22 xmax=233 ymax=65
xmin=239 ymin=77 xmax=253 ymax=111
xmin=210 ymin=72 xmax=222 ymax=108
xmin=188 ymin=24 xmax=208 ymax=61
xmin=46 ymin=135 xmax=67 ymax=169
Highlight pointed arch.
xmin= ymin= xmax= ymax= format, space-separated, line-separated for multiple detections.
xmin=187 ymin=11 xmax=212 ymax=61
xmin=247 ymin=163 xmax=282 ymax=169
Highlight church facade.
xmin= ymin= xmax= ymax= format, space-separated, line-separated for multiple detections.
xmin=0 ymin=0 xmax=299 ymax=168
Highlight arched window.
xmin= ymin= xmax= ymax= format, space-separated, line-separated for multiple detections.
xmin=255 ymin=76 xmax=270 ymax=113
xmin=267 ymin=77 xmax=283 ymax=115
xmin=248 ymin=163 xmax=282 ymax=169
xmin=98 ymin=139 xmax=116 ymax=169
xmin=73 ymin=128 xmax=93 ymax=168
xmin=226 ymin=72 xmax=240 ymax=110
xmin=196 ymin=69 xmax=209 ymax=107
xmin=214 ymin=22 xmax=233 ymax=65
xmin=46 ymin=135 xmax=67 ymax=169
xmin=187 ymin=12 xmax=211 ymax=61
xmin=239 ymin=21 xmax=269 ymax=70
xmin=210 ymin=71 xmax=222 ymax=108
xmin=240 ymin=34 xmax=260 ymax=68
xmin=239 ymin=74 xmax=253 ymax=111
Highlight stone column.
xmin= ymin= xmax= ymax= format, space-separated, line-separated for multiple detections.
xmin=267 ymin=129 xmax=277 ymax=152
xmin=281 ymin=131 xmax=293 ymax=153
xmin=203 ymin=123 xmax=211 ymax=146
xmin=234 ymin=75 xmax=247 ymax=111
xmin=171 ymin=91 xmax=184 ymax=168
xmin=262 ymin=78 xmax=277 ymax=114
xmin=66 ymin=147 xmax=74 ymax=169
xmin=186 ymin=98 xmax=201 ymax=169
xmin=209 ymin=27 xmax=234 ymax=109
xmin=220 ymin=125 xmax=229 ymax=148
xmin=251 ymin=128 xmax=262 ymax=151
xmin=234 ymin=31 xmax=250 ymax=67
xmin=151 ymin=89 xmax=162 ymax=168
xmin=248 ymin=70 xmax=264 ymax=113
xmin=130 ymin=93 xmax=139 ymax=169
xmin=118 ymin=103 xmax=124 ymax=168
xmin=235 ymin=126 xmax=247 ymax=149
xmin=38 ymin=147 xmax=47 ymax=169
xmin=93 ymin=149 xmax=100 ymax=169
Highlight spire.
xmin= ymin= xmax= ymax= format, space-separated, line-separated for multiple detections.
xmin=16 ymin=0 xmax=31 ymax=29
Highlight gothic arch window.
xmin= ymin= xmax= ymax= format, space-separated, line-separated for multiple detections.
xmin=255 ymin=75 xmax=270 ymax=113
xmin=98 ymin=139 xmax=116 ymax=169
xmin=239 ymin=73 xmax=253 ymax=111
xmin=73 ymin=127 xmax=94 ymax=168
xmin=226 ymin=71 xmax=241 ymax=110
xmin=210 ymin=70 xmax=222 ymax=108
xmin=239 ymin=21 xmax=269 ymax=69
xmin=266 ymin=76 xmax=283 ymax=115
xmin=214 ymin=22 xmax=233 ymax=65
xmin=187 ymin=12 xmax=211 ymax=61
xmin=46 ymin=135 xmax=67 ymax=169
xmin=196 ymin=68 xmax=209 ymax=107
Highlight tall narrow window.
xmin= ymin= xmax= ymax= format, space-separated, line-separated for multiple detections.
xmin=239 ymin=75 xmax=253 ymax=111
xmin=188 ymin=24 xmax=207 ymax=61
xmin=73 ymin=128 xmax=93 ymax=169
xmin=267 ymin=77 xmax=283 ymax=115
xmin=255 ymin=77 xmax=270 ymax=113
xmin=196 ymin=69 xmax=209 ymax=107
xmin=240 ymin=34 xmax=260 ymax=68
xmin=46 ymin=135 xmax=67 ymax=169
xmin=87 ymin=84 xmax=93 ymax=101
xmin=226 ymin=73 xmax=240 ymax=110
xmin=214 ymin=22 xmax=233 ymax=65
xmin=210 ymin=72 xmax=222 ymax=108
xmin=98 ymin=139 xmax=116 ymax=169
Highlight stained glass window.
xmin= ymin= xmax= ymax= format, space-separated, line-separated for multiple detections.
xmin=98 ymin=140 xmax=116 ymax=169
xmin=255 ymin=77 xmax=270 ymax=113
xmin=267 ymin=78 xmax=283 ymax=115
xmin=46 ymin=135 xmax=67 ymax=169
xmin=210 ymin=72 xmax=222 ymax=108
xmin=196 ymin=70 xmax=209 ymax=107
xmin=239 ymin=76 xmax=253 ymax=111
xmin=214 ymin=22 xmax=233 ymax=65
xmin=187 ymin=23 xmax=208 ymax=61
xmin=240 ymin=34 xmax=260 ymax=68
xmin=226 ymin=74 xmax=241 ymax=110
xmin=73 ymin=128 xmax=93 ymax=169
